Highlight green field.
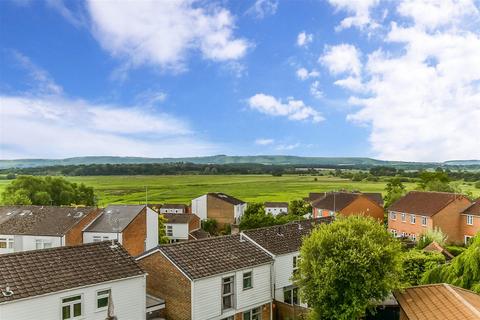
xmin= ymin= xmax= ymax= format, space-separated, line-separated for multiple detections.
xmin=0 ymin=175 xmax=478 ymax=206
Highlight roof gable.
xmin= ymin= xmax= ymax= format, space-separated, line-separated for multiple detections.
xmin=0 ymin=242 xmax=144 ymax=303
xmin=84 ymin=205 xmax=145 ymax=233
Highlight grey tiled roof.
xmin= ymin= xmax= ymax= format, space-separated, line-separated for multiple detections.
xmin=0 ymin=241 xmax=145 ymax=303
xmin=243 ymin=217 xmax=334 ymax=255
xmin=163 ymin=213 xmax=198 ymax=224
xmin=157 ymin=234 xmax=272 ymax=279
xmin=208 ymin=193 xmax=245 ymax=205
xmin=264 ymin=202 xmax=289 ymax=208
xmin=0 ymin=206 xmax=98 ymax=236
xmin=84 ymin=205 xmax=146 ymax=233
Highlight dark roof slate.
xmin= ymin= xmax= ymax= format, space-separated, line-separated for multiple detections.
xmin=0 ymin=241 xmax=144 ymax=303
xmin=208 ymin=193 xmax=245 ymax=205
xmin=264 ymin=202 xmax=289 ymax=208
xmin=161 ymin=204 xmax=188 ymax=210
xmin=463 ymin=201 xmax=480 ymax=216
xmin=163 ymin=213 xmax=198 ymax=224
xmin=157 ymin=234 xmax=272 ymax=279
xmin=84 ymin=205 xmax=145 ymax=233
xmin=189 ymin=228 xmax=210 ymax=240
xmin=243 ymin=217 xmax=334 ymax=255
xmin=388 ymin=191 xmax=469 ymax=216
xmin=0 ymin=206 xmax=98 ymax=236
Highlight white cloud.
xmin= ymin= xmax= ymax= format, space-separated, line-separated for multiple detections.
xmin=86 ymin=0 xmax=249 ymax=73
xmin=332 ymin=0 xmax=480 ymax=161
xmin=334 ymin=76 xmax=364 ymax=92
xmin=246 ymin=0 xmax=278 ymax=19
xmin=328 ymin=0 xmax=381 ymax=30
xmin=135 ymin=89 xmax=167 ymax=107
xmin=248 ymin=93 xmax=324 ymax=123
xmin=255 ymin=138 xmax=275 ymax=145
xmin=276 ymin=143 xmax=300 ymax=151
xmin=310 ymin=81 xmax=323 ymax=99
xmin=296 ymin=67 xmax=319 ymax=80
xmin=46 ymin=0 xmax=86 ymax=28
xmin=319 ymin=44 xmax=362 ymax=76
xmin=297 ymin=31 xmax=313 ymax=47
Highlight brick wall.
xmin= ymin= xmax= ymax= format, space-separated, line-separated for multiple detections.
xmin=233 ymin=303 xmax=271 ymax=320
xmin=65 ymin=208 xmax=102 ymax=246
xmin=460 ymin=214 xmax=480 ymax=241
xmin=274 ymin=301 xmax=308 ymax=320
xmin=388 ymin=212 xmax=433 ymax=239
xmin=123 ymin=208 xmax=147 ymax=256
xmin=138 ymin=252 xmax=192 ymax=320
xmin=207 ymin=195 xmax=235 ymax=227
xmin=188 ymin=214 xmax=200 ymax=232
xmin=433 ymin=198 xmax=472 ymax=244
xmin=340 ymin=196 xmax=384 ymax=222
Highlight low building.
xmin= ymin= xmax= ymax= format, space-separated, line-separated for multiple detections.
xmin=163 ymin=212 xmax=201 ymax=242
xmin=83 ymin=204 xmax=158 ymax=256
xmin=0 ymin=241 xmax=149 ymax=320
xmin=387 ymin=191 xmax=472 ymax=243
xmin=242 ymin=217 xmax=334 ymax=318
xmin=461 ymin=199 xmax=480 ymax=245
xmin=191 ymin=193 xmax=247 ymax=226
xmin=0 ymin=206 xmax=100 ymax=254
xmin=393 ymin=283 xmax=480 ymax=319
xmin=137 ymin=234 xmax=273 ymax=320
xmin=264 ymin=202 xmax=289 ymax=216
xmin=159 ymin=204 xmax=189 ymax=214
xmin=311 ymin=192 xmax=384 ymax=221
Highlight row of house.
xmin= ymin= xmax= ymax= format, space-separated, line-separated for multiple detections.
xmin=2 ymin=216 xmax=479 ymax=320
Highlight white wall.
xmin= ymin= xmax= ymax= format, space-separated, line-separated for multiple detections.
xmin=191 ymin=195 xmax=208 ymax=220
xmin=0 ymin=234 xmax=64 ymax=254
xmin=191 ymin=264 xmax=272 ymax=320
xmin=83 ymin=232 xmax=121 ymax=244
xmin=272 ymin=252 xmax=306 ymax=307
xmin=265 ymin=207 xmax=288 ymax=216
xmin=160 ymin=208 xmax=185 ymax=214
xmin=0 ymin=234 xmax=14 ymax=254
xmin=165 ymin=223 xmax=189 ymax=241
xmin=145 ymin=207 xmax=159 ymax=250
xmin=0 ymin=276 xmax=146 ymax=320
xmin=234 ymin=203 xmax=247 ymax=222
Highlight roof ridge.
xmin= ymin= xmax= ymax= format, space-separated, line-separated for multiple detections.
xmin=443 ymin=283 xmax=480 ymax=317
xmin=0 ymin=240 xmax=114 ymax=258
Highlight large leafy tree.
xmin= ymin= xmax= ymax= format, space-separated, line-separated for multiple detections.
xmin=158 ymin=214 xmax=170 ymax=244
xmin=383 ymin=178 xmax=407 ymax=208
xmin=295 ymin=216 xmax=403 ymax=320
xmin=2 ymin=175 xmax=95 ymax=206
xmin=289 ymin=199 xmax=312 ymax=216
xmin=422 ymin=234 xmax=480 ymax=293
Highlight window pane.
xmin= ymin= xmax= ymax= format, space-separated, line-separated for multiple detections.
xmin=0 ymin=242 xmax=6 ymax=249
xmin=222 ymin=296 xmax=232 ymax=309
xmin=293 ymin=288 xmax=299 ymax=305
xmin=73 ymin=303 xmax=82 ymax=317
xmin=223 ymin=283 xmax=231 ymax=294
xmin=62 ymin=306 xmax=71 ymax=319
xmin=243 ymin=311 xmax=250 ymax=320
xmin=44 ymin=242 xmax=52 ymax=248
xmin=284 ymin=289 xmax=292 ymax=304
xmin=62 ymin=296 xmax=81 ymax=303
xmin=98 ymin=290 xmax=110 ymax=296
xmin=97 ymin=297 xmax=108 ymax=309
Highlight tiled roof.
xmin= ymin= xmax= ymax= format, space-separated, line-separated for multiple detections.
xmin=163 ymin=213 xmax=198 ymax=224
xmin=264 ymin=202 xmax=289 ymax=208
xmin=0 ymin=241 xmax=145 ymax=303
xmin=394 ymin=284 xmax=480 ymax=320
xmin=84 ymin=205 xmax=145 ymax=233
xmin=189 ymin=228 xmax=210 ymax=240
xmin=311 ymin=192 xmax=383 ymax=211
xmin=388 ymin=191 xmax=469 ymax=216
xmin=364 ymin=193 xmax=384 ymax=206
xmin=423 ymin=241 xmax=454 ymax=260
xmin=155 ymin=234 xmax=272 ymax=279
xmin=0 ymin=206 xmax=98 ymax=236
xmin=304 ymin=192 xmax=326 ymax=203
xmin=161 ymin=204 xmax=188 ymax=210
xmin=463 ymin=201 xmax=480 ymax=216
xmin=243 ymin=217 xmax=334 ymax=255
xmin=208 ymin=193 xmax=245 ymax=205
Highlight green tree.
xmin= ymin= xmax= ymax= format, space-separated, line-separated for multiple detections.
xmin=401 ymin=250 xmax=445 ymax=286
xmin=289 ymin=199 xmax=312 ymax=216
xmin=417 ymin=171 xmax=456 ymax=192
xmin=475 ymin=181 xmax=480 ymax=189
xmin=416 ymin=227 xmax=448 ymax=249
xmin=158 ymin=214 xmax=170 ymax=244
xmin=384 ymin=178 xmax=406 ymax=208
xmin=202 ymin=218 xmax=218 ymax=235
xmin=295 ymin=216 xmax=403 ymax=320
xmin=32 ymin=191 xmax=52 ymax=205
xmin=244 ymin=202 xmax=265 ymax=217
xmin=422 ymin=234 xmax=480 ymax=293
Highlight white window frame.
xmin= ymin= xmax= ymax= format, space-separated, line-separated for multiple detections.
xmin=401 ymin=213 xmax=406 ymax=222
xmin=35 ymin=239 xmax=52 ymax=250
xmin=465 ymin=235 xmax=473 ymax=245
xmin=284 ymin=287 xmax=300 ymax=306
xmin=467 ymin=215 xmax=474 ymax=226
xmin=222 ymin=276 xmax=235 ymax=311
xmin=243 ymin=307 xmax=262 ymax=320
xmin=410 ymin=214 xmax=416 ymax=224
xmin=166 ymin=225 xmax=173 ymax=237
xmin=390 ymin=212 xmax=396 ymax=220
xmin=421 ymin=216 xmax=427 ymax=226
xmin=391 ymin=229 xmax=397 ymax=237
xmin=61 ymin=294 xmax=83 ymax=320
xmin=293 ymin=255 xmax=301 ymax=273
xmin=0 ymin=237 xmax=14 ymax=249
xmin=243 ymin=271 xmax=253 ymax=290
xmin=411 ymin=234 xmax=417 ymax=241
xmin=93 ymin=236 xmax=109 ymax=242
xmin=95 ymin=288 xmax=110 ymax=311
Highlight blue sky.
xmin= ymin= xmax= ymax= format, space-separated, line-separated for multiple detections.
xmin=1 ymin=0 xmax=479 ymax=161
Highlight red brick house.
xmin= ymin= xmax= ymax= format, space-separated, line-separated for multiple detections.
xmin=387 ymin=191 xmax=472 ymax=244
xmin=461 ymin=199 xmax=480 ymax=245
xmin=311 ymin=192 xmax=384 ymax=221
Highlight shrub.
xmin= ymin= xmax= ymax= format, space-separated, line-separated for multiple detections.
xmin=401 ymin=249 xmax=445 ymax=286
xmin=416 ymin=228 xmax=448 ymax=249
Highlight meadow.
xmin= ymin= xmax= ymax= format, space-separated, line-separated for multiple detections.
xmin=0 ymin=174 xmax=478 ymax=206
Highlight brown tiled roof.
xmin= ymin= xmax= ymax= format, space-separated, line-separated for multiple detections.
xmin=304 ymin=192 xmax=326 ymax=203
xmin=423 ymin=241 xmax=454 ymax=260
xmin=0 ymin=241 xmax=144 ymax=303
xmin=189 ymin=228 xmax=210 ymax=240
xmin=154 ymin=234 xmax=272 ymax=279
xmin=388 ymin=191 xmax=469 ymax=216
xmin=0 ymin=206 xmax=98 ymax=236
xmin=208 ymin=193 xmax=245 ymax=205
xmin=463 ymin=201 xmax=480 ymax=216
xmin=393 ymin=284 xmax=480 ymax=320
xmin=311 ymin=192 xmax=383 ymax=211
xmin=163 ymin=213 xmax=198 ymax=224
xmin=161 ymin=204 xmax=188 ymax=210
xmin=243 ymin=217 xmax=334 ymax=255
xmin=264 ymin=202 xmax=289 ymax=208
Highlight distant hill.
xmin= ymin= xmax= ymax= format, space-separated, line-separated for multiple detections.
xmin=1 ymin=155 xmax=477 ymax=170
